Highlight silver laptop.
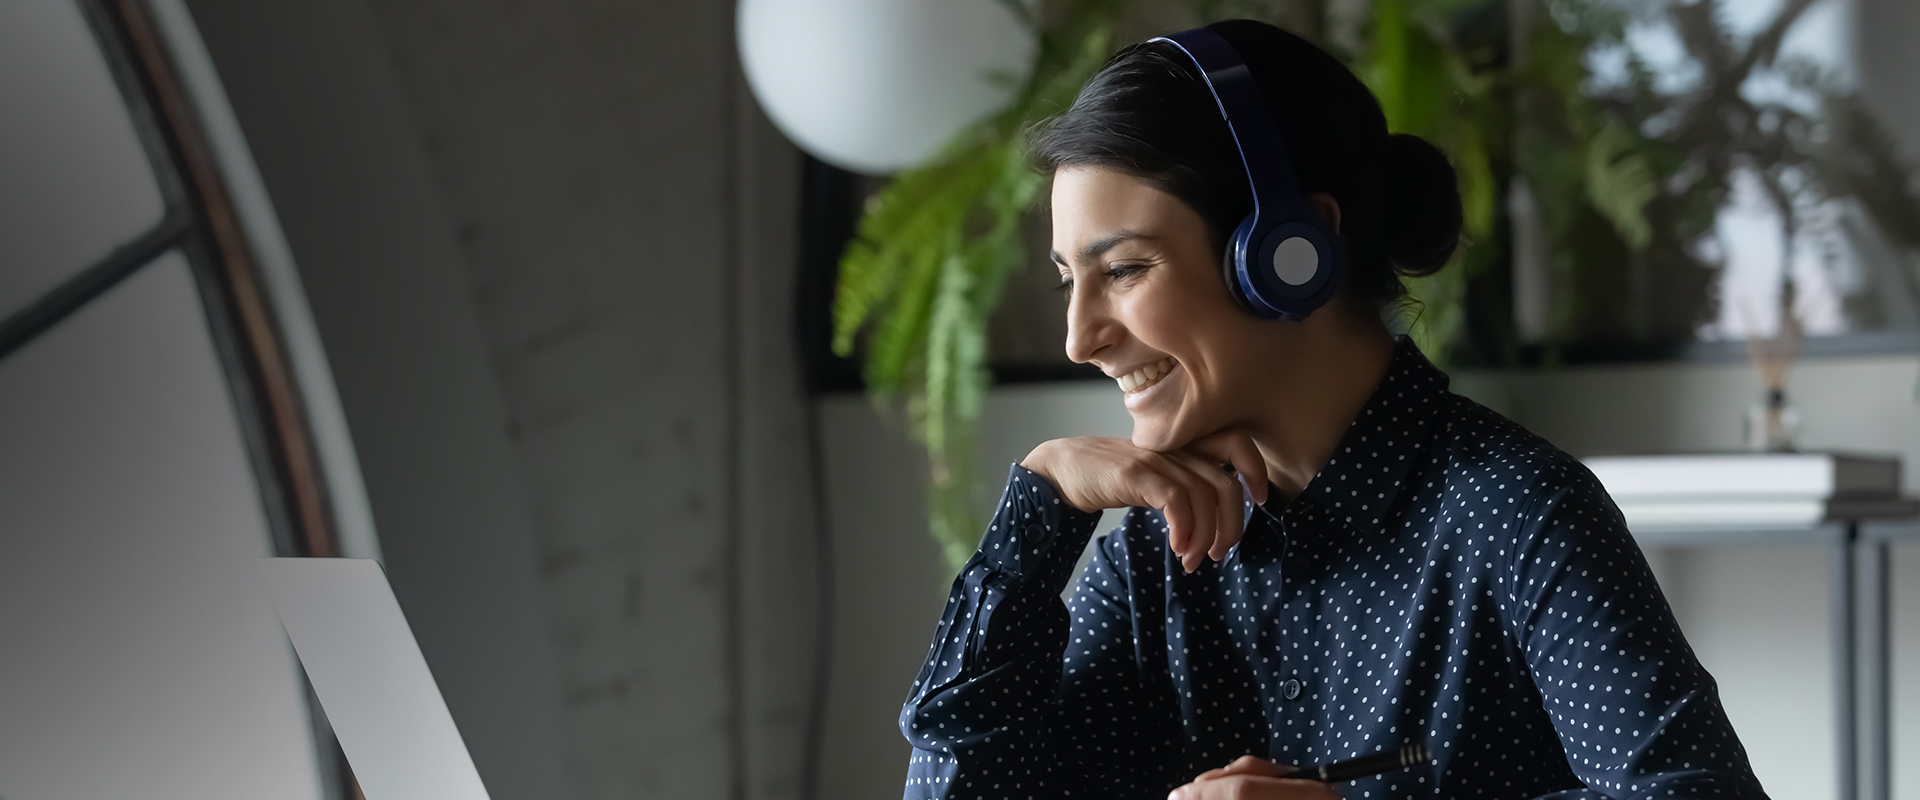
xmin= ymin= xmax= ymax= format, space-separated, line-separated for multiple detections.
xmin=259 ymin=558 xmax=491 ymax=800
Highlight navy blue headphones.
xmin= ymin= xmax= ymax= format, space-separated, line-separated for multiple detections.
xmin=1150 ymin=27 xmax=1344 ymax=319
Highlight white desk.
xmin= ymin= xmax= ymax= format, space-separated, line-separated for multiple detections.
xmin=1599 ymin=465 xmax=1915 ymax=800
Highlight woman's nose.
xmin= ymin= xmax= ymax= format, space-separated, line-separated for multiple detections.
xmin=1063 ymin=287 xmax=1122 ymax=364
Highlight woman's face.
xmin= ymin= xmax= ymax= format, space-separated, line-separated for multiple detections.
xmin=1050 ymin=165 xmax=1283 ymax=451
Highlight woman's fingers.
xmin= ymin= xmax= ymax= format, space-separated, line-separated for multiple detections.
xmin=1174 ymin=759 xmax=1326 ymax=800
xmin=1174 ymin=460 xmax=1218 ymax=574
xmin=1169 ymin=776 xmax=1337 ymax=800
xmin=1194 ymin=755 xmax=1285 ymax=781
xmin=1021 ymin=434 xmax=1272 ymax=573
xmin=1180 ymin=430 xmax=1268 ymax=564
xmin=1205 ymin=458 xmax=1246 ymax=561
xmin=1133 ymin=458 xmax=1219 ymax=573
xmin=1167 ymin=453 xmax=1245 ymax=564
xmin=1187 ymin=430 xmax=1270 ymax=506
xmin=1133 ymin=467 xmax=1196 ymax=564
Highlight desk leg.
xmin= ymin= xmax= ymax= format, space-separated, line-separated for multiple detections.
xmin=1833 ymin=523 xmax=1858 ymax=800
xmin=1863 ymin=537 xmax=1891 ymax=800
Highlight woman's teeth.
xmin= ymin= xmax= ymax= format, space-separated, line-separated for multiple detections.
xmin=1117 ymin=357 xmax=1176 ymax=394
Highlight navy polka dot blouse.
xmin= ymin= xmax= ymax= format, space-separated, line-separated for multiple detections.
xmin=900 ymin=339 xmax=1767 ymax=799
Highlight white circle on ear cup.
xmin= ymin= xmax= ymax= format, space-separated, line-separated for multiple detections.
xmin=1272 ymin=236 xmax=1320 ymax=286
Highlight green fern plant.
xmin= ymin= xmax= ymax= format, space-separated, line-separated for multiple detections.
xmin=831 ymin=8 xmax=1118 ymax=568
xmin=1360 ymin=0 xmax=1505 ymax=362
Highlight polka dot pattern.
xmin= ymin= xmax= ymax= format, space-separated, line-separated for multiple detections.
xmin=898 ymin=339 xmax=1769 ymax=799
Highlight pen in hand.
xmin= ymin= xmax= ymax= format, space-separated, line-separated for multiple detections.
xmin=1294 ymin=742 xmax=1430 ymax=783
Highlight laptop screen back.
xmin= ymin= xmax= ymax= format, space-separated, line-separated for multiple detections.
xmin=261 ymin=558 xmax=491 ymax=800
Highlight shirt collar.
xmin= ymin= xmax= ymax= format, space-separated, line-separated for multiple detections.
xmin=1261 ymin=336 xmax=1450 ymax=540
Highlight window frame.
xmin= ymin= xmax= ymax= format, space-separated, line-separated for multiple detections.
xmin=0 ymin=0 xmax=353 ymax=795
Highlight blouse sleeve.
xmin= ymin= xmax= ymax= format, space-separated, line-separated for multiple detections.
xmin=1500 ymin=469 xmax=1770 ymax=799
xmin=899 ymin=463 xmax=1160 ymax=800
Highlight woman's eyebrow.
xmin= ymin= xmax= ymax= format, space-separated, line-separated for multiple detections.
xmin=1049 ymin=231 xmax=1153 ymax=267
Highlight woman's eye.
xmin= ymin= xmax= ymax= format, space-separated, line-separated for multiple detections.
xmin=1053 ymin=264 xmax=1143 ymax=299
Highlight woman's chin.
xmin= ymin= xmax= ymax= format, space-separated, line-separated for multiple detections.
xmin=1128 ymin=420 xmax=1188 ymax=453
xmin=1123 ymin=363 xmax=1195 ymax=452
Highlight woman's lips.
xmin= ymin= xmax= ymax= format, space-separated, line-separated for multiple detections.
xmin=1121 ymin=358 xmax=1180 ymax=411
xmin=1116 ymin=356 xmax=1176 ymax=394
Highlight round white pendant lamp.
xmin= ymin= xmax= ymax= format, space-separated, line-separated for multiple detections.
xmin=736 ymin=0 xmax=1036 ymax=175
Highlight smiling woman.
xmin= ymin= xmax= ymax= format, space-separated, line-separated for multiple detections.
xmin=897 ymin=18 xmax=1771 ymax=800
xmin=1041 ymin=166 xmax=1388 ymax=491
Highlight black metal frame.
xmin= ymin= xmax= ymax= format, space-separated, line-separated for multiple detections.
xmin=795 ymin=156 xmax=866 ymax=394
xmin=0 ymin=210 xmax=192 ymax=361
xmin=0 ymin=1 xmax=352 ymax=797
xmin=0 ymin=0 xmax=189 ymax=360
xmin=1856 ymin=522 xmax=1905 ymax=800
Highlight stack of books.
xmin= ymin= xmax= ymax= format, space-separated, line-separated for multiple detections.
xmin=1582 ymin=453 xmax=1917 ymax=531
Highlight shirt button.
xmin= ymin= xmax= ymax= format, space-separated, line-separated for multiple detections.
xmin=1283 ymin=679 xmax=1302 ymax=700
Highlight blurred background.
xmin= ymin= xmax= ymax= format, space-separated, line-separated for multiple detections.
xmin=0 ymin=1 xmax=1917 ymax=800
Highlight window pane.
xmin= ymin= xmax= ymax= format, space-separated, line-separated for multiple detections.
xmin=0 ymin=0 xmax=168 ymax=322
xmin=0 ymin=254 xmax=324 ymax=800
xmin=1548 ymin=0 xmax=1920 ymax=350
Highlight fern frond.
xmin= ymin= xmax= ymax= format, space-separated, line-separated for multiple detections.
xmin=1585 ymin=122 xmax=1657 ymax=251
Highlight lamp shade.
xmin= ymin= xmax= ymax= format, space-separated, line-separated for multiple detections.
xmin=737 ymin=0 xmax=1035 ymax=175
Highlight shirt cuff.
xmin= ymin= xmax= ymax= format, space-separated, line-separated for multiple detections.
xmin=975 ymin=463 xmax=1103 ymax=590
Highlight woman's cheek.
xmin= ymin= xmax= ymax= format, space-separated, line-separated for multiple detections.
xmin=1129 ymin=279 xmax=1202 ymax=336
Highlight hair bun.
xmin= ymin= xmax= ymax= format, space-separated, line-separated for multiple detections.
xmin=1383 ymin=134 xmax=1463 ymax=277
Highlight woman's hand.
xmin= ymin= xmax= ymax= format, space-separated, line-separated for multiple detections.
xmin=1019 ymin=431 xmax=1269 ymax=573
xmin=1168 ymin=756 xmax=1339 ymax=800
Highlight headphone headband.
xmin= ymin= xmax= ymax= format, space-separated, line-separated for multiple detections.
xmin=1148 ymin=27 xmax=1343 ymax=320
xmin=1149 ymin=28 xmax=1309 ymax=224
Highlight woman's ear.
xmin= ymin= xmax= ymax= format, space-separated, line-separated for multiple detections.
xmin=1307 ymin=192 xmax=1341 ymax=234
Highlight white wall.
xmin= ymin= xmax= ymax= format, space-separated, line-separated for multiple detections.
xmin=343 ymin=2 xmax=745 ymax=797
xmin=184 ymin=2 xmax=816 ymax=799
xmin=182 ymin=1 xmax=569 ymax=797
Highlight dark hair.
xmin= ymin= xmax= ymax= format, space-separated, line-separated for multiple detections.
xmin=1030 ymin=19 xmax=1463 ymax=312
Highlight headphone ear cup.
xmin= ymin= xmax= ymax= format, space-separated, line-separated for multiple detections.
xmin=1240 ymin=220 xmax=1341 ymax=319
xmin=1222 ymin=214 xmax=1266 ymax=317
xmin=1221 ymin=245 xmax=1256 ymax=314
